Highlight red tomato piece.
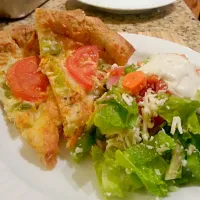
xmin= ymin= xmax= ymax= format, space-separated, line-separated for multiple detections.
xmin=138 ymin=75 xmax=168 ymax=97
xmin=6 ymin=56 xmax=48 ymax=102
xmin=66 ymin=45 xmax=99 ymax=91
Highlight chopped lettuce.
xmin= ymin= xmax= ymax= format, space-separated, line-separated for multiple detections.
xmin=158 ymin=96 xmax=200 ymax=134
xmin=123 ymin=173 xmax=144 ymax=192
xmin=116 ymin=150 xmax=168 ymax=197
xmin=187 ymin=152 xmax=200 ymax=180
xmin=71 ymin=112 xmax=96 ymax=162
xmin=94 ymin=87 xmax=138 ymax=136
xmin=124 ymin=64 xmax=139 ymax=74
xmin=91 ymin=146 xmax=125 ymax=198
xmin=165 ymin=143 xmax=184 ymax=180
xmin=94 ymin=102 xmax=128 ymax=136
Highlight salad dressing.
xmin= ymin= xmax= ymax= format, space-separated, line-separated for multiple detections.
xmin=138 ymin=54 xmax=200 ymax=99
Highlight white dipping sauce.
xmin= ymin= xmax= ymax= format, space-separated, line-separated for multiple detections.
xmin=138 ymin=54 xmax=200 ymax=99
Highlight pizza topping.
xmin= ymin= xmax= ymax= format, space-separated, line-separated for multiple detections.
xmin=66 ymin=45 xmax=99 ymax=91
xmin=11 ymin=102 xmax=32 ymax=112
xmin=2 ymin=83 xmax=12 ymax=99
xmin=41 ymin=39 xmax=61 ymax=55
xmin=6 ymin=56 xmax=49 ymax=102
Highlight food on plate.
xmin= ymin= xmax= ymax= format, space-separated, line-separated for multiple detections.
xmin=1 ymin=7 xmax=200 ymax=200
xmin=0 ymin=25 xmax=62 ymax=169
xmin=35 ymin=8 xmax=134 ymax=157
xmin=87 ymin=54 xmax=200 ymax=198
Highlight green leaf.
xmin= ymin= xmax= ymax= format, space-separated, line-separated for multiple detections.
xmin=165 ymin=143 xmax=184 ymax=180
xmin=115 ymin=150 xmax=168 ymax=197
xmin=124 ymin=64 xmax=138 ymax=74
xmin=91 ymin=146 xmax=124 ymax=198
xmin=94 ymin=87 xmax=138 ymax=137
xmin=71 ymin=128 xmax=96 ymax=162
xmin=187 ymin=152 xmax=200 ymax=180
xmin=94 ymin=102 xmax=127 ymax=136
xmin=123 ymin=173 xmax=144 ymax=192
xmin=158 ymin=96 xmax=200 ymax=134
xmin=124 ymin=144 xmax=157 ymax=165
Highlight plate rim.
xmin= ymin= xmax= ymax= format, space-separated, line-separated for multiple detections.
xmin=77 ymin=0 xmax=176 ymax=12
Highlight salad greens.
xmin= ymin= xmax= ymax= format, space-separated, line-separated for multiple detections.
xmin=70 ymin=59 xmax=200 ymax=199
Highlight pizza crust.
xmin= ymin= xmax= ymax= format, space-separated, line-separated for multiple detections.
xmin=36 ymin=8 xmax=135 ymax=65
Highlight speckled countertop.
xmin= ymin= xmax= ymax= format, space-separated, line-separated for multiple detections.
xmin=0 ymin=0 xmax=200 ymax=52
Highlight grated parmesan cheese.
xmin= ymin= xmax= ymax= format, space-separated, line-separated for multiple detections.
xmin=75 ymin=147 xmax=83 ymax=154
xmin=139 ymin=89 xmax=167 ymax=134
xmin=146 ymin=145 xmax=154 ymax=149
xmin=170 ymin=116 xmax=183 ymax=135
xmin=186 ymin=144 xmax=197 ymax=155
xmin=182 ymin=159 xmax=187 ymax=167
xmin=122 ymin=93 xmax=133 ymax=106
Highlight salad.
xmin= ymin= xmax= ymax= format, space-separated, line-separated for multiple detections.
xmin=71 ymin=54 xmax=200 ymax=199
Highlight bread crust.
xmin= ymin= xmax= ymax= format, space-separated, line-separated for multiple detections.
xmin=35 ymin=8 xmax=135 ymax=65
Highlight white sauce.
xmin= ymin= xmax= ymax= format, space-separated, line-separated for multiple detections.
xmin=138 ymin=54 xmax=200 ymax=99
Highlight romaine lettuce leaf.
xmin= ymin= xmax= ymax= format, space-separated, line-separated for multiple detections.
xmin=158 ymin=96 xmax=200 ymax=134
xmin=91 ymin=146 xmax=124 ymax=198
xmin=165 ymin=143 xmax=184 ymax=180
xmin=115 ymin=150 xmax=168 ymax=197
xmin=94 ymin=102 xmax=128 ymax=136
xmin=94 ymin=87 xmax=138 ymax=136
xmin=187 ymin=152 xmax=200 ymax=180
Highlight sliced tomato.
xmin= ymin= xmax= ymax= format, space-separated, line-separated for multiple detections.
xmin=66 ymin=45 xmax=99 ymax=91
xmin=139 ymin=75 xmax=168 ymax=96
xmin=6 ymin=56 xmax=48 ymax=102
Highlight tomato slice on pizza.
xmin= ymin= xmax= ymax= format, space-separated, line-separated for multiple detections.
xmin=35 ymin=8 xmax=135 ymax=151
xmin=6 ymin=56 xmax=49 ymax=102
xmin=0 ymin=25 xmax=61 ymax=169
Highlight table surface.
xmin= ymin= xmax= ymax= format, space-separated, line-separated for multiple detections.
xmin=0 ymin=0 xmax=200 ymax=53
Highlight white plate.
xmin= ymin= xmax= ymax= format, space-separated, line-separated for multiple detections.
xmin=77 ymin=0 xmax=176 ymax=13
xmin=1 ymin=33 xmax=200 ymax=200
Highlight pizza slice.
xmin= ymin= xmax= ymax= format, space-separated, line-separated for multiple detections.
xmin=35 ymin=8 xmax=135 ymax=156
xmin=0 ymin=24 xmax=62 ymax=169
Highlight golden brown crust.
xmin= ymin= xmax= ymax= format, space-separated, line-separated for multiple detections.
xmin=0 ymin=31 xmax=20 ymax=66
xmin=4 ymin=24 xmax=39 ymax=57
xmin=35 ymin=8 xmax=135 ymax=65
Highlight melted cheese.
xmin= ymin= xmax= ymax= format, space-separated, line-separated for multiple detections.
xmin=139 ymin=54 xmax=200 ymax=99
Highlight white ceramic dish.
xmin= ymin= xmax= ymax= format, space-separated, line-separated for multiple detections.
xmin=1 ymin=33 xmax=200 ymax=200
xmin=77 ymin=0 xmax=176 ymax=14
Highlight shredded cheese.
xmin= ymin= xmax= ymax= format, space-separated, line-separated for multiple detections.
xmin=170 ymin=116 xmax=183 ymax=135
xmin=122 ymin=93 xmax=133 ymax=106
xmin=186 ymin=144 xmax=197 ymax=155
xmin=75 ymin=147 xmax=83 ymax=154
xmin=139 ymin=89 xmax=167 ymax=135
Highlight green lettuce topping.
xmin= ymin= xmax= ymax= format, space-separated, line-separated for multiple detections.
xmin=41 ymin=39 xmax=62 ymax=55
xmin=158 ymin=96 xmax=200 ymax=134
